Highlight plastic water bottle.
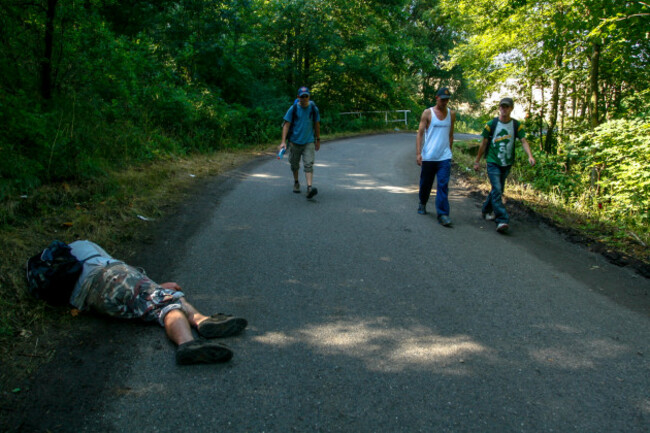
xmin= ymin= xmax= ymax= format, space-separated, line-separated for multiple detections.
xmin=277 ymin=147 xmax=286 ymax=159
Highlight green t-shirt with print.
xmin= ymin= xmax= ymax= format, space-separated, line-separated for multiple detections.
xmin=481 ymin=119 xmax=526 ymax=166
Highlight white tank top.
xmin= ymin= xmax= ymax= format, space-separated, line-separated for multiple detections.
xmin=421 ymin=107 xmax=452 ymax=161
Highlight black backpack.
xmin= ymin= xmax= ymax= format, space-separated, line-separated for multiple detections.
xmin=26 ymin=240 xmax=83 ymax=305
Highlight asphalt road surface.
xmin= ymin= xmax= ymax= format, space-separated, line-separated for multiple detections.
xmin=10 ymin=133 xmax=650 ymax=432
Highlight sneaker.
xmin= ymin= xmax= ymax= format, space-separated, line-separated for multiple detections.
xmin=496 ymin=222 xmax=509 ymax=233
xmin=482 ymin=212 xmax=495 ymax=221
xmin=306 ymin=186 xmax=318 ymax=199
xmin=197 ymin=314 xmax=248 ymax=338
xmin=438 ymin=215 xmax=452 ymax=227
xmin=293 ymin=182 xmax=300 ymax=193
xmin=417 ymin=204 xmax=427 ymax=215
xmin=176 ymin=340 xmax=233 ymax=365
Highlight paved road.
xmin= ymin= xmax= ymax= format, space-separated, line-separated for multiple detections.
xmin=25 ymin=134 xmax=650 ymax=432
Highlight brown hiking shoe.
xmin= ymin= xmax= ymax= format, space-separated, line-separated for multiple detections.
xmin=176 ymin=340 xmax=233 ymax=365
xmin=197 ymin=314 xmax=248 ymax=338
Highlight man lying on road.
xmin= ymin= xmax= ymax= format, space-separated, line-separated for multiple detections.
xmin=68 ymin=240 xmax=247 ymax=365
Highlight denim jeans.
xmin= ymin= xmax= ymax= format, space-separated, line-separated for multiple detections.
xmin=419 ymin=159 xmax=451 ymax=216
xmin=482 ymin=162 xmax=511 ymax=224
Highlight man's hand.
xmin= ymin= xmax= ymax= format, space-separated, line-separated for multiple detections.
xmin=529 ymin=156 xmax=536 ymax=166
xmin=416 ymin=154 xmax=422 ymax=166
xmin=160 ymin=282 xmax=182 ymax=291
xmin=315 ymin=139 xmax=320 ymax=151
xmin=473 ymin=161 xmax=480 ymax=172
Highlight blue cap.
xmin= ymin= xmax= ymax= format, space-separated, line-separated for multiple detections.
xmin=436 ymin=88 xmax=451 ymax=99
xmin=298 ymin=86 xmax=310 ymax=96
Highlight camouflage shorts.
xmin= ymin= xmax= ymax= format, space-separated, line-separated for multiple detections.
xmin=83 ymin=262 xmax=185 ymax=326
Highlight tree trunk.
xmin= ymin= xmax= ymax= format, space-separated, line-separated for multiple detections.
xmin=303 ymin=48 xmax=310 ymax=84
xmin=539 ymin=81 xmax=545 ymax=151
xmin=589 ymin=41 xmax=601 ymax=128
xmin=545 ymin=50 xmax=563 ymax=153
xmin=559 ymin=84 xmax=567 ymax=132
xmin=40 ymin=0 xmax=58 ymax=100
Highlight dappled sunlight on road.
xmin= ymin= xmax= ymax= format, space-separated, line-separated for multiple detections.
xmin=642 ymin=399 xmax=650 ymax=414
xmin=337 ymin=172 xmax=418 ymax=194
xmin=527 ymin=324 xmax=629 ymax=369
xmin=252 ymin=319 xmax=489 ymax=374
xmin=344 ymin=184 xmax=419 ymax=194
xmin=250 ymin=173 xmax=282 ymax=180
xmin=223 ymin=224 xmax=253 ymax=231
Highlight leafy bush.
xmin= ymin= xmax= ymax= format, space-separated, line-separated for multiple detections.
xmin=576 ymin=117 xmax=650 ymax=225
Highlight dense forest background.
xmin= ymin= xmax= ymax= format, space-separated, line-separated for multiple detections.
xmin=1 ymin=0 xmax=648 ymax=233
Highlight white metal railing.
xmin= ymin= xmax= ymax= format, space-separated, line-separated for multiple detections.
xmin=339 ymin=110 xmax=411 ymax=126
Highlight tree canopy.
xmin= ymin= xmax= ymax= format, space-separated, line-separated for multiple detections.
xmin=1 ymin=0 xmax=648 ymax=229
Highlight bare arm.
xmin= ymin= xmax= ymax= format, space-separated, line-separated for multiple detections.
xmin=520 ymin=137 xmax=536 ymax=166
xmin=473 ymin=137 xmax=489 ymax=171
xmin=280 ymin=122 xmax=290 ymax=149
xmin=314 ymin=122 xmax=321 ymax=151
xmin=416 ymin=109 xmax=431 ymax=166
xmin=449 ymin=110 xmax=456 ymax=151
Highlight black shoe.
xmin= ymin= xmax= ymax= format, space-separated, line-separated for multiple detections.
xmin=197 ymin=314 xmax=248 ymax=338
xmin=438 ymin=215 xmax=452 ymax=226
xmin=306 ymin=186 xmax=318 ymax=199
xmin=418 ymin=204 xmax=427 ymax=215
xmin=176 ymin=340 xmax=233 ymax=365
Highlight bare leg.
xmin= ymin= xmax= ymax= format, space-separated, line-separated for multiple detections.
xmin=306 ymin=171 xmax=313 ymax=188
xmin=163 ymin=309 xmax=194 ymax=346
xmin=179 ymin=297 xmax=247 ymax=339
xmin=179 ymin=297 xmax=209 ymax=327
xmin=293 ymin=170 xmax=299 ymax=182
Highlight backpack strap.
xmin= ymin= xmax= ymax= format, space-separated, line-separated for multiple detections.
xmin=487 ymin=117 xmax=499 ymax=143
xmin=291 ymin=101 xmax=317 ymax=125
xmin=513 ymin=119 xmax=520 ymax=138
xmin=488 ymin=117 xmax=521 ymax=142
xmin=290 ymin=100 xmax=299 ymax=125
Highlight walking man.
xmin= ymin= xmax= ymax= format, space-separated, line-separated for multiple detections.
xmin=473 ymin=97 xmax=536 ymax=233
xmin=279 ymin=86 xmax=321 ymax=199
xmin=416 ymin=87 xmax=455 ymax=226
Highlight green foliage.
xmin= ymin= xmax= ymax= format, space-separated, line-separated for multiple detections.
xmin=517 ymin=116 xmax=650 ymax=232
xmin=576 ymin=117 xmax=650 ymax=224
xmin=2 ymin=0 xmax=459 ymax=201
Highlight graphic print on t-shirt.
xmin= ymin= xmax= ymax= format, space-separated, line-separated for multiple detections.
xmin=493 ymin=121 xmax=514 ymax=166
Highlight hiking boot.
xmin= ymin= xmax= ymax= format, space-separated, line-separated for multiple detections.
xmin=417 ymin=204 xmax=427 ymax=215
xmin=438 ymin=215 xmax=452 ymax=227
xmin=197 ymin=314 xmax=248 ymax=338
xmin=176 ymin=340 xmax=233 ymax=365
xmin=293 ymin=181 xmax=301 ymax=193
xmin=496 ymin=222 xmax=509 ymax=233
xmin=482 ymin=212 xmax=495 ymax=221
xmin=306 ymin=186 xmax=318 ymax=199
